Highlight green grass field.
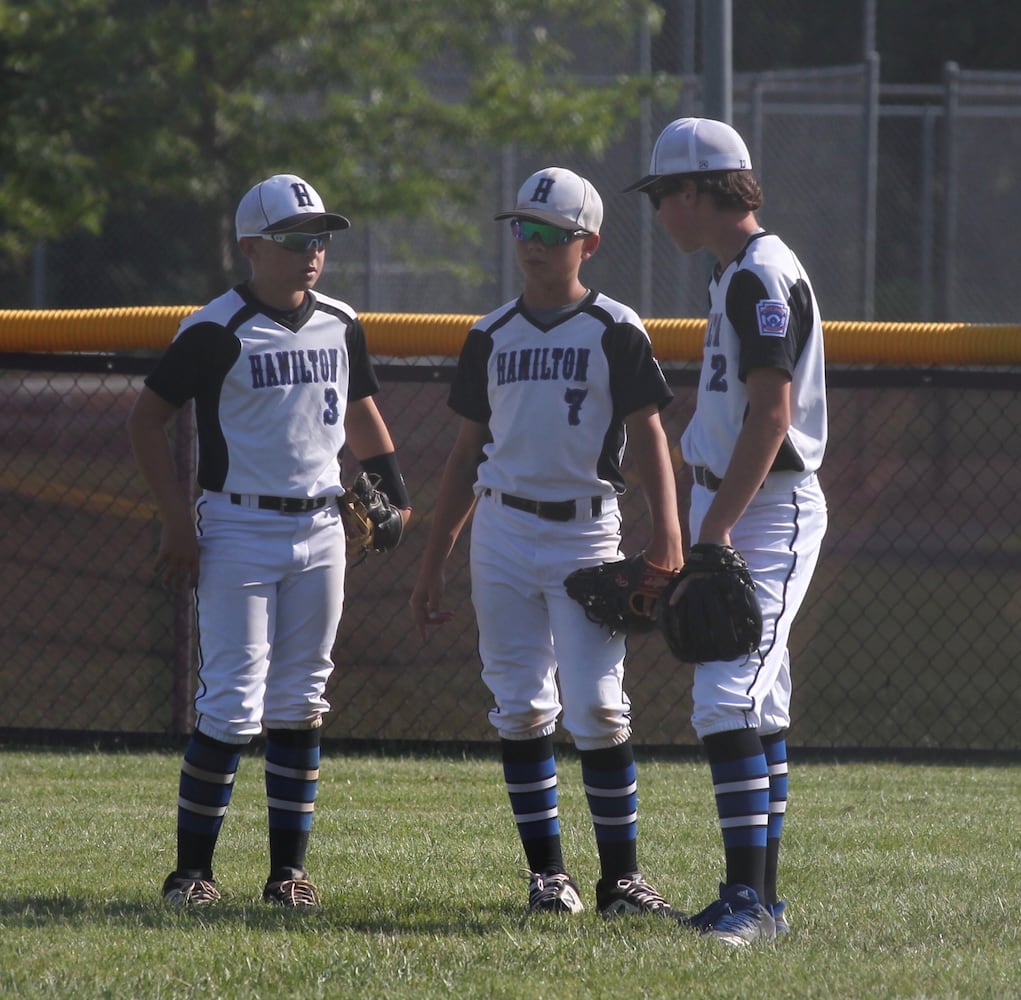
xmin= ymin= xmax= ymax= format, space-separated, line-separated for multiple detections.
xmin=0 ymin=747 xmax=1018 ymax=999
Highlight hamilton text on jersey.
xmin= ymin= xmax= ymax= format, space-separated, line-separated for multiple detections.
xmin=494 ymin=346 xmax=591 ymax=386
xmin=248 ymin=348 xmax=340 ymax=389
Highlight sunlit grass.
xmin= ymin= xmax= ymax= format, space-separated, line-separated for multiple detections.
xmin=0 ymin=748 xmax=1017 ymax=999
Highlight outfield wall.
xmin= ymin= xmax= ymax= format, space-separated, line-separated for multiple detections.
xmin=1 ymin=310 xmax=1018 ymax=752
xmin=1 ymin=307 xmax=1020 ymax=366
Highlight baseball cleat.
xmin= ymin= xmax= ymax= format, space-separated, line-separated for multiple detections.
xmin=595 ymin=873 xmax=686 ymax=920
xmin=162 ymin=872 xmax=221 ymax=909
xmin=523 ymin=870 xmax=585 ymax=914
xmin=263 ymin=872 xmax=322 ymax=909
xmin=769 ymin=900 xmax=790 ymax=936
xmin=685 ymin=883 xmax=776 ymax=946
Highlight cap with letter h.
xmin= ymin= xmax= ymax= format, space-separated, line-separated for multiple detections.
xmin=494 ymin=166 xmax=603 ymax=235
xmin=624 ymin=117 xmax=752 ymax=193
xmin=235 ymin=173 xmax=351 ymax=239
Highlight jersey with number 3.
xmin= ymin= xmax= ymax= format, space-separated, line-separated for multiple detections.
xmin=681 ymin=230 xmax=827 ymax=478
xmin=449 ymin=290 xmax=672 ymax=500
xmin=144 ymin=284 xmax=379 ymax=497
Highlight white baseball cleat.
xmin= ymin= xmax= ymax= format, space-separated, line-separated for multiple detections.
xmin=524 ymin=870 xmax=585 ymax=914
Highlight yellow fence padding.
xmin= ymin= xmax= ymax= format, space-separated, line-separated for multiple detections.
xmin=0 ymin=307 xmax=1019 ymax=366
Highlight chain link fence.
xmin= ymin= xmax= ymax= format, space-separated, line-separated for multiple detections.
xmin=4 ymin=12 xmax=1020 ymax=754
xmin=1 ymin=352 xmax=1018 ymax=753
xmin=27 ymin=57 xmax=1021 ymax=326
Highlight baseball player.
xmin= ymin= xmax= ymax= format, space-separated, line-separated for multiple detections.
xmin=127 ymin=173 xmax=411 ymax=909
xmin=625 ymin=118 xmax=828 ymax=945
xmin=410 ymin=167 xmax=685 ymax=918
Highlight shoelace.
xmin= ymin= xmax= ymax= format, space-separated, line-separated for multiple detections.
xmin=526 ymin=872 xmax=572 ymax=907
xmin=189 ymin=879 xmax=220 ymax=902
xmin=270 ymin=878 xmax=321 ymax=907
xmin=166 ymin=878 xmax=220 ymax=906
xmin=618 ymin=877 xmax=669 ymax=910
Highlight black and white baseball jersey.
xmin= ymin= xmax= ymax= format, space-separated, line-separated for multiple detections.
xmin=681 ymin=230 xmax=827 ymax=478
xmin=145 ymin=284 xmax=379 ymax=498
xmin=449 ymin=290 xmax=672 ymax=500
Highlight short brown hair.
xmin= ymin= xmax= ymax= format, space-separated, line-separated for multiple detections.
xmin=693 ymin=170 xmax=763 ymax=212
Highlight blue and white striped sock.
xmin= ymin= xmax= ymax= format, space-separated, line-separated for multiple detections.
xmin=580 ymin=742 xmax=639 ymax=881
xmin=175 ymin=730 xmax=243 ymax=876
xmin=762 ymin=730 xmax=789 ymax=904
xmin=704 ymin=729 xmax=769 ymax=901
xmin=265 ymin=728 xmax=320 ymax=878
xmin=501 ymin=736 xmax=563 ymax=875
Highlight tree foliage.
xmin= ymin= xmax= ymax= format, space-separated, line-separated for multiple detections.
xmin=0 ymin=0 xmax=675 ymax=295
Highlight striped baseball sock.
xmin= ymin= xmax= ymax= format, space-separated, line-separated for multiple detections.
xmin=501 ymin=735 xmax=564 ymax=875
xmin=762 ymin=729 xmax=789 ymax=905
xmin=703 ymin=728 xmax=770 ymax=901
xmin=264 ymin=727 xmax=321 ymax=878
xmin=580 ymin=741 xmax=639 ymax=881
xmin=175 ymin=730 xmax=243 ymax=877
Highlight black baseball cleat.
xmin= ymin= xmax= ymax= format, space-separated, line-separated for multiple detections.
xmin=263 ymin=870 xmax=322 ymax=909
xmin=595 ymin=873 xmax=686 ymax=920
xmin=162 ymin=871 xmax=221 ymax=909
xmin=523 ymin=870 xmax=585 ymax=914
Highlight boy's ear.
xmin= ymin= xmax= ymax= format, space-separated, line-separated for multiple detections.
xmin=581 ymin=232 xmax=600 ymax=259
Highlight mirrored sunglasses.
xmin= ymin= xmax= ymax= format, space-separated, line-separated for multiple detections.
xmin=511 ymin=219 xmax=587 ymax=246
xmin=244 ymin=232 xmax=333 ymax=252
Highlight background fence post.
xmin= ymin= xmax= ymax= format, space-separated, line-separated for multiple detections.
xmin=941 ymin=61 xmax=960 ymax=321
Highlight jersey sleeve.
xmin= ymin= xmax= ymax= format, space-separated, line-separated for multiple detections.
xmin=727 ymin=268 xmax=810 ymax=381
xmin=346 ymin=317 xmax=381 ymax=401
xmin=604 ymin=321 xmax=673 ymax=420
xmin=448 ymin=327 xmax=493 ymax=423
xmin=144 ymin=321 xmax=239 ymax=406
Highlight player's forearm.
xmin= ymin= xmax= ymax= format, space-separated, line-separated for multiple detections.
xmin=700 ymin=368 xmax=791 ymax=545
xmin=700 ymin=420 xmax=787 ymax=544
xmin=626 ymin=419 xmax=684 ymax=567
xmin=128 ymin=420 xmax=193 ymax=529
xmin=417 ymin=440 xmax=481 ymax=578
xmin=344 ymin=396 xmax=397 ymax=461
xmin=420 ymin=474 xmax=478 ymax=571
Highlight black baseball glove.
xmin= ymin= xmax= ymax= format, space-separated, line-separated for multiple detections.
xmin=564 ymin=552 xmax=678 ymax=635
xmin=339 ymin=472 xmax=404 ymax=564
xmin=657 ymin=543 xmax=762 ymax=662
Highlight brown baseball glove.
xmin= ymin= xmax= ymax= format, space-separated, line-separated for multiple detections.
xmin=564 ymin=552 xmax=678 ymax=634
xmin=339 ymin=472 xmax=404 ymax=565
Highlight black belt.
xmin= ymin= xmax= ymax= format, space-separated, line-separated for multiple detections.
xmin=484 ymin=489 xmax=604 ymax=522
xmin=229 ymin=493 xmax=331 ymax=514
xmin=692 ymin=466 xmax=724 ymax=491
xmin=692 ymin=467 xmax=768 ymax=492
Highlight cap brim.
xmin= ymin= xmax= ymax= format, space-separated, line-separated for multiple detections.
xmin=493 ymin=209 xmax=591 ymax=233
xmin=621 ymin=174 xmax=660 ymax=194
xmin=266 ymin=212 xmax=351 ymax=233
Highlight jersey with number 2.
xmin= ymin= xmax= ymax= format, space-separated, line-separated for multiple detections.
xmin=681 ymin=230 xmax=827 ymax=478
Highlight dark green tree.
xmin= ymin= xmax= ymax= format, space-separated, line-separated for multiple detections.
xmin=1 ymin=0 xmax=676 ymax=301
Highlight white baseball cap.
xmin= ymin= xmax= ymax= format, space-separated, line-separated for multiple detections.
xmin=624 ymin=118 xmax=752 ymax=193
xmin=235 ymin=173 xmax=350 ymax=239
xmin=494 ymin=166 xmax=603 ymax=234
